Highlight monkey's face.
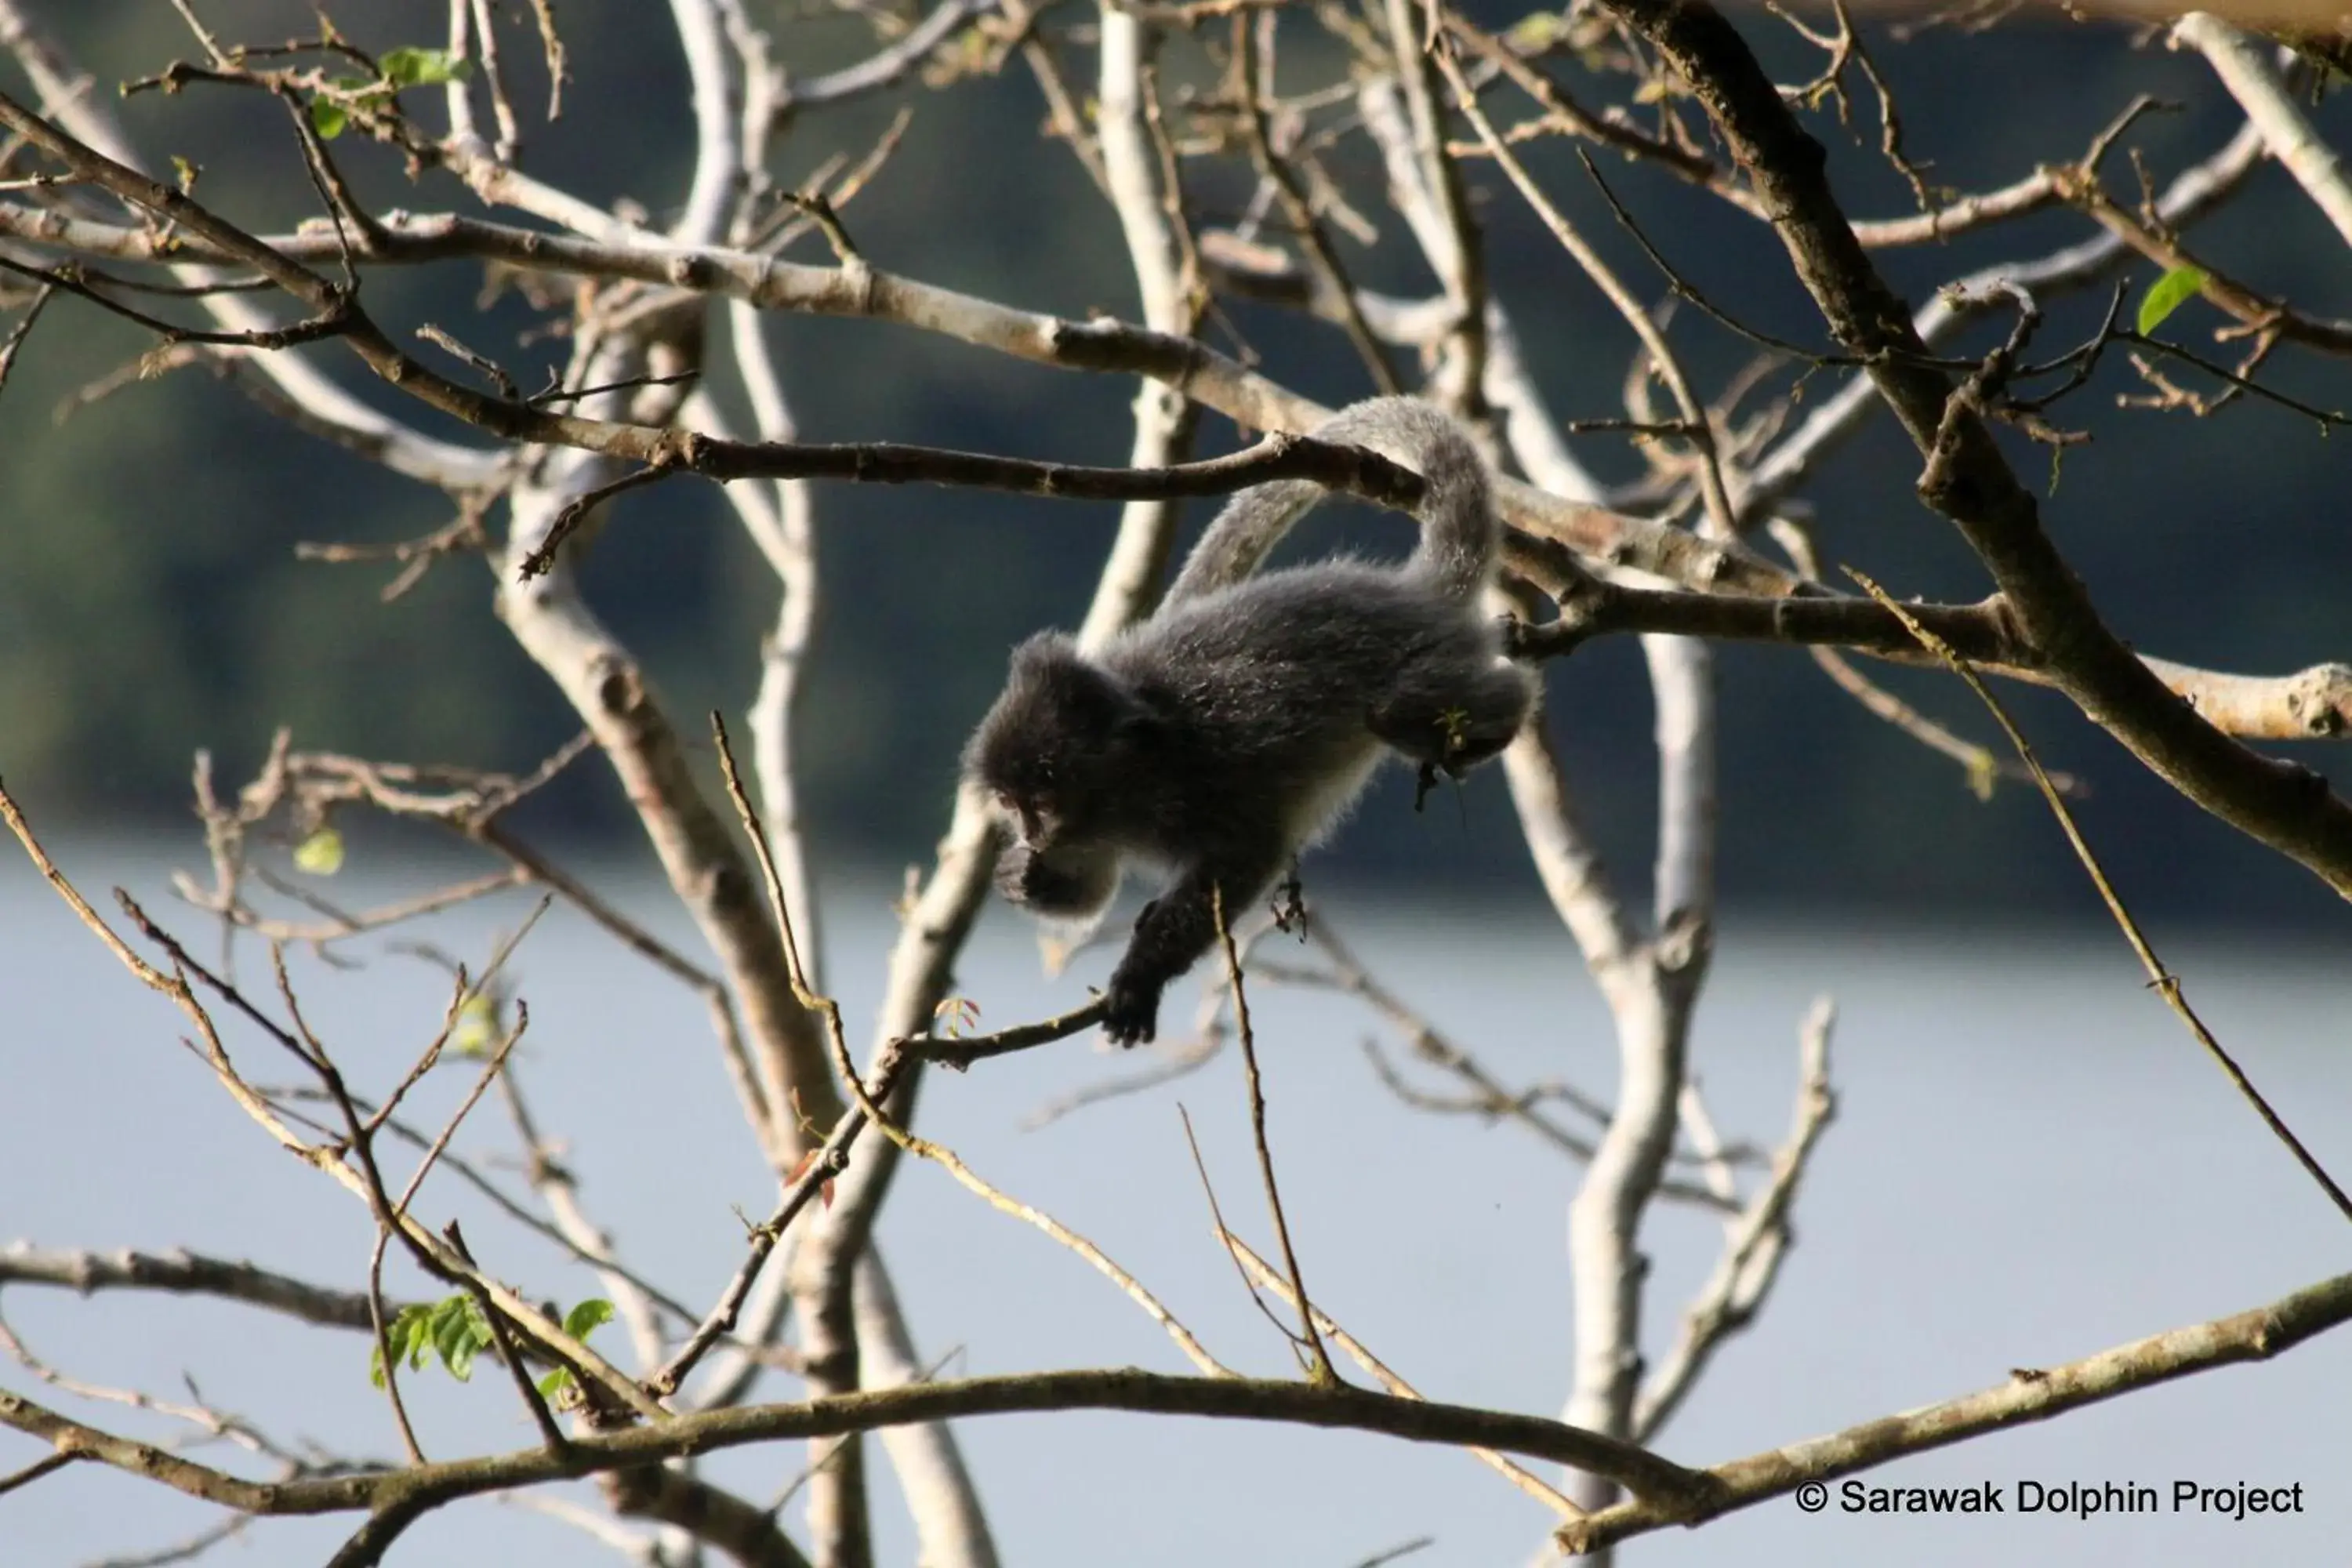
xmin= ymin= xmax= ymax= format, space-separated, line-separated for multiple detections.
xmin=976 ymin=742 xmax=1093 ymax=847
xmin=964 ymin=635 xmax=1145 ymax=843
xmin=989 ymin=783 xmax=1065 ymax=850
xmin=963 ymin=632 xmax=1146 ymax=922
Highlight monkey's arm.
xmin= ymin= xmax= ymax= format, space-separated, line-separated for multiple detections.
xmin=1102 ymin=839 xmax=1287 ymax=1046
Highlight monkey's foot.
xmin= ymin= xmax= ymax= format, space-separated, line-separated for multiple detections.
xmin=1270 ymin=870 xmax=1307 ymax=935
xmin=1413 ymin=760 xmax=1443 ymax=812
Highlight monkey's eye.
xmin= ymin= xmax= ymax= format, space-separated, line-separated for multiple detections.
xmin=995 ymin=792 xmax=1046 ymax=842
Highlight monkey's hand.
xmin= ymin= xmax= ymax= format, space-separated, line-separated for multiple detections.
xmin=1099 ymin=968 xmax=1163 ymax=1047
xmin=1103 ymin=862 xmax=1272 ymax=1047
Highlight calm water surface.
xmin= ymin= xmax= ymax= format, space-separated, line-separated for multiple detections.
xmin=4 ymin=843 xmax=2347 ymax=1565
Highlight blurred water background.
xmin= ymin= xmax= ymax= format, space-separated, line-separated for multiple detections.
xmin=4 ymin=844 xmax=2346 ymax=1565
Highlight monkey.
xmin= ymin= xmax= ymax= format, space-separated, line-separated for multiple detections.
xmin=961 ymin=397 xmax=1537 ymax=1047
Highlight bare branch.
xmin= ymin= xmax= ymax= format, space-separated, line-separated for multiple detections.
xmin=1221 ymin=1232 xmax=1582 ymax=1519
xmin=1635 ymin=1001 xmax=1838 ymax=1440
xmin=0 ymin=1244 xmax=381 ymax=1330
xmin=0 ymin=1367 xmax=1719 ymax=1519
xmin=1559 ymin=1267 xmax=2352 ymax=1553
xmin=2170 ymin=16 xmax=2352 ymax=248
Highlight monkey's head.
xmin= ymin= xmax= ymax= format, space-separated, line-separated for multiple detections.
xmin=964 ymin=633 xmax=1150 ymax=917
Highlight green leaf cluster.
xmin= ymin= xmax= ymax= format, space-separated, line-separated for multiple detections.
xmin=310 ymin=45 xmax=471 ymax=139
xmin=368 ymin=1294 xmax=491 ymax=1387
xmin=367 ymin=1294 xmax=611 ymax=1394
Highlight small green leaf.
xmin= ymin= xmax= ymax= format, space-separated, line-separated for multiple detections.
xmin=368 ymin=1304 xmax=435 ymax=1386
xmin=1504 ymin=10 xmax=1561 ymax=49
xmin=2136 ymin=265 xmax=2206 ymax=336
xmin=430 ymin=1297 xmax=492 ymax=1382
xmin=293 ymin=826 xmax=345 ymax=875
xmin=393 ymin=1303 xmax=434 ymax=1370
xmin=426 ymin=1298 xmax=465 ymax=1348
xmin=536 ymin=1367 xmax=575 ymax=1398
xmin=309 ymin=99 xmax=348 ymax=139
xmin=380 ymin=46 xmax=471 ymax=88
xmin=564 ymin=1298 xmax=615 ymax=1339
xmin=429 ymin=1298 xmax=475 ymax=1363
xmin=452 ymin=993 xmax=499 ymax=1057
xmin=1964 ymin=751 xmax=1998 ymax=803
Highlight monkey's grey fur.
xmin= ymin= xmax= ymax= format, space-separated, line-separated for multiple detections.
xmin=963 ymin=397 xmax=1536 ymax=1045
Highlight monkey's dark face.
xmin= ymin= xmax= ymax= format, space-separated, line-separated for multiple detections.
xmin=979 ymin=735 xmax=1126 ymax=916
xmin=964 ymin=634 xmax=1145 ymax=847
xmin=963 ymin=633 xmax=1145 ymax=920
xmin=982 ymin=759 xmax=1123 ymax=920
xmin=982 ymin=760 xmax=1078 ymax=848
xmin=976 ymin=732 xmax=1123 ymax=861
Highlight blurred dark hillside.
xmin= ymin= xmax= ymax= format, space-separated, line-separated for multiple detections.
xmin=2 ymin=1 xmax=2348 ymax=928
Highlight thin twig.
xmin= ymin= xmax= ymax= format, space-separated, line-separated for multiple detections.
xmin=1433 ymin=46 xmax=1735 ymax=537
xmin=1214 ymin=887 xmax=1334 ymax=1384
xmin=445 ymin=1221 xmax=568 ymax=1450
xmin=1221 ymin=1232 xmax=1584 ymax=1519
xmin=1849 ymin=569 xmax=2352 ymax=1225
xmin=0 ymin=1450 xmax=77 ymax=1497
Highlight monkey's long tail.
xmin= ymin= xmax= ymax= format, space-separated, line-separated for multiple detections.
xmin=1163 ymin=476 xmax=1330 ymax=604
xmin=1338 ymin=398 xmax=1497 ymax=602
xmin=1162 ymin=397 xmax=1497 ymax=607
